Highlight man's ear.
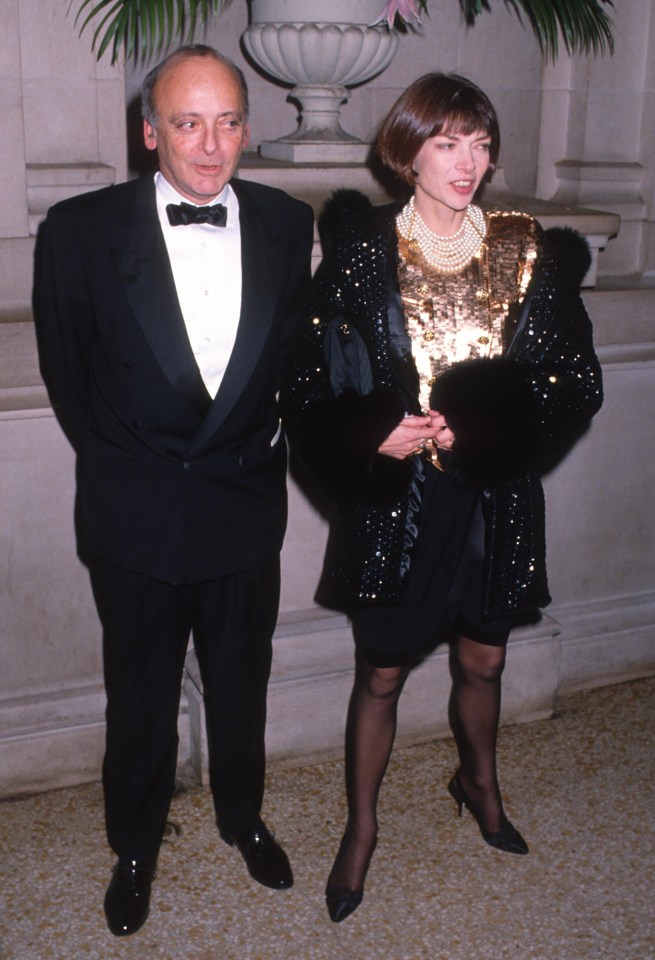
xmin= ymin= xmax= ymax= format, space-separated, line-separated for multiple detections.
xmin=243 ymin=122 xmax=251 ymax=150
xmin=143 ymin=118 xmax=157 ymax=152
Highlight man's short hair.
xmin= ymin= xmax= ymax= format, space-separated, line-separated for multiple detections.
xmin=141 ymin=44 xmax=250 ymax=127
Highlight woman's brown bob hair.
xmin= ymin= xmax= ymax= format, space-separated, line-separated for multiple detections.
xmin=377 ymin=73 xmax=500 ymax=186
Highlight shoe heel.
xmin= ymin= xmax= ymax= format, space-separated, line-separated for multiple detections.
xmin=447 ymin=771 xmax=529 ymax=855
xmin=447 ymin=775 xmax=464 ymax=817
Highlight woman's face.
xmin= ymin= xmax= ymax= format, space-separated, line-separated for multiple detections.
xmin=412 ymin=128 xmax=492 ymax=225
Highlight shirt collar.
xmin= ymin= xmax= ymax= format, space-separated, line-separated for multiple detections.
xmin=154 ymin=171 xmax=237 ymax=227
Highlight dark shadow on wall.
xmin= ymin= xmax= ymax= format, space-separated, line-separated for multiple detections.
xmin=127 ymin=94 xmax=158 ymax=179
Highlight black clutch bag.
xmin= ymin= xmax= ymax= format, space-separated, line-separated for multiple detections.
xmin=323 ymin=316 xmax=374 ymax=398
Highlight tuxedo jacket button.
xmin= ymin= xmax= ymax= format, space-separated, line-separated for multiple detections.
xmin=238 ymin=456 xmax=247 ymax=467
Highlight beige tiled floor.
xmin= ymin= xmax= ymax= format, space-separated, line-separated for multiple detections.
xmin=1 ymin=677 xmax=654 ymax=960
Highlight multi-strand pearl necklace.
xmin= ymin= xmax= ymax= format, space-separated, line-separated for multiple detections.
xmin=396 ymin=196 xmax=487 ymax=273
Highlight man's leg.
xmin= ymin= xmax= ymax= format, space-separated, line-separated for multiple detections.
xmin=91 ymin=558 xmax=192 ymax=934
xmin=191 ymin=557 xmax=292 ymax=888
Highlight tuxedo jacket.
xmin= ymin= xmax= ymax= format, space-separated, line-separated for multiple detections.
xmin=35 ymin=175 xmax=314 ymax=584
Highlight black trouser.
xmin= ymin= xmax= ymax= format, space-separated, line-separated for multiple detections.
xmin=91 ymin=555 xmax=280 ymax=861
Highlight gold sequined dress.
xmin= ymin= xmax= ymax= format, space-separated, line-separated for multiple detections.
xmin=397 ymin=210 xmax=540 ymax=413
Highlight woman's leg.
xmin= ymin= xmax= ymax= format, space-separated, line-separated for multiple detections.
xmin=449 ymin=634 xmax=507 ymax=832
xmin=328 ymin=657 xmax=410 ymax=892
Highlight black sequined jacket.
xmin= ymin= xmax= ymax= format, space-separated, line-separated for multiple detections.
xmin=284 ymin=203 xmax=603 ymax=616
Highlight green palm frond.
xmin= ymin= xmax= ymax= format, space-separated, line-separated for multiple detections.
xmin=69 ymin=0 xmax=231 ymax=64
xmin=459 ymin=0 xmax=614 ymax=58
xmin=70 ymin=0 xmax=615 ymax=65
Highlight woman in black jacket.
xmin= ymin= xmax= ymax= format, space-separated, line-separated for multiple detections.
xmin=286 ymin=73 xmax=602 ymax=922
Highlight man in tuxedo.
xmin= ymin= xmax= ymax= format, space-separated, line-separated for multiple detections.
xmin=34 ymin=44 xmax=313 ymax=936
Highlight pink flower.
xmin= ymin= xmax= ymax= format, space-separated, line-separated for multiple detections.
xmin=376 ymin=0 xmax=423 ymax=29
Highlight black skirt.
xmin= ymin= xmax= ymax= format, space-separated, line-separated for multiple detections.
xmin=353 ymin=462 xmax=513 ymax=667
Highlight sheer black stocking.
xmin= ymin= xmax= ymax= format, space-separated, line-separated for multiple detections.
xmin=449 ymin=634 xmax=507 ymax=833
xmin=328 ymin=658 xmax=410 ymax=893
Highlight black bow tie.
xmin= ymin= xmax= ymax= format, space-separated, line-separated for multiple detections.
xmin=166 ymin=201 xmax=227 ymax=227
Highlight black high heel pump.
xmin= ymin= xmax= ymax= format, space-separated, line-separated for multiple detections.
xmin=448 ymin=772 xmax=529 ymax=855
xmin=325 ymin=832 xmax=377 ymax=923
xmin=325 ymin=882 xmax=364 ymax=923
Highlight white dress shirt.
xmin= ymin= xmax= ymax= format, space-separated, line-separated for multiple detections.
xmin=155 ymin=172 xmax=242 ymax=398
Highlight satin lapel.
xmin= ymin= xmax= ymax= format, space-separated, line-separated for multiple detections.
xmin=110 ymin=178 xmax=211 ymax=417
xmin=189 ymin=181 xmax=278 ymax=452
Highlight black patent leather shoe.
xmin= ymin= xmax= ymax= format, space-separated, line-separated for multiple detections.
xmin=104 ymin=858 xmax=156 ymax=937
xmin=448 ymin=772 xmax=529 ymax=855
xmin=222 ymin=824 xmax=293 ymax=889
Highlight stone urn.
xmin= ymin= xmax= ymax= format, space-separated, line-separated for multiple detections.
xmin=242 ymin=0 xmax=399 ymax=161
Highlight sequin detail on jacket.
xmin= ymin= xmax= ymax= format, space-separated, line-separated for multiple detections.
xmin=284 ymin=203 xmax=603 ymax=616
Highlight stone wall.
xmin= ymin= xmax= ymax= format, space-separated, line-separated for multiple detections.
xmin=0 ymin=0 xmax=125 ymax=311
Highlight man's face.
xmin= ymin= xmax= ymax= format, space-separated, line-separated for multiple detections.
xmin=144 ymin=55 xmax=250 ymax=204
